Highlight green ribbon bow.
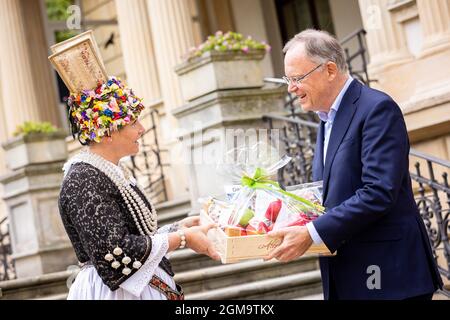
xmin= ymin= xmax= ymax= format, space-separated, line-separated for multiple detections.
xmin=241 ymin=167 xmax=325 ymax=213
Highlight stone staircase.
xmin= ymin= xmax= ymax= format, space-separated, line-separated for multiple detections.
xmin=156 ymin=196 xmax=191 ymax=226
xmin=3 ymin=243 xmax=448 ymax=300
xmin=155 ymin=196 xmax=324 ymax=300
xmin=2 ymin=196 xmax=448 ymax=300
xmin=0 ymin=250 xmax=322 ymax=300
xmin=0 ymin=197 xmax=324 ymax=300
xmin=170 ymin=249 xmax=322 ymax=300
xmin=0 ymin=270 xmax=72 ymax=300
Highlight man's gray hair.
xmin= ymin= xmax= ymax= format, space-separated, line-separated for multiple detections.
xmin=283 ymin=29 xmax=348 ymax=73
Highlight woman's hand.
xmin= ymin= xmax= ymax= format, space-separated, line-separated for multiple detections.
xmin=184 ymin=223 xmax=221 ymax=261
xmin=178 ymin=216 xmax=200 ymax=228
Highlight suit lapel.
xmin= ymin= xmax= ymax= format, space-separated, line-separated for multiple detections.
xmin=313 ymin=121 xmax=325 ymax=181
xmin=322 ymin=80 xmax=362 ymax=201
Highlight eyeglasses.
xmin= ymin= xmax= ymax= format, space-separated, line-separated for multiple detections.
xmin=282 ymin=63 xmax=323 ymax=86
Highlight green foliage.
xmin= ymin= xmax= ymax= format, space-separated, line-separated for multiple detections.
xmin=55 ymin=30 xmax=78 ymax=43
xmin=46 ymin=0 xmax=74 ymax=21
xmin=13 ymin=121 xmax=59 ymax=137
xmin=185 ymin=31 xmax=271 ymax=61
xmin=46 ymin=0 xmax=78 ymax=43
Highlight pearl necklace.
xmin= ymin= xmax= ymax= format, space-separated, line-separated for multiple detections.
xmin=68 ymin=150 xmax=158 ymax=236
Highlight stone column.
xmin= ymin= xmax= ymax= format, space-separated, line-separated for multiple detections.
xmin=0 ymin=69 xmax=8 ymax=221
xmin=417 ymin=0 xmax=450 ymax=55
xmin=358 ymin=0 xmax=412 ymax=72
xmin=146 ymin=0 xmax=197 ymax=111
xmin=115 ymin=0 xmax=161 ymax=104
xmin=0 ymin=69 xmax=7 ymax=174
xmin=0 ymin=0 xmax=61 ymax=138
xmin=146 ymin=0 xmax=198 ymax=200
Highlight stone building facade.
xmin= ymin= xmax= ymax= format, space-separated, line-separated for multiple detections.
xmin=0 ymin=0 xmax=449 ymax=278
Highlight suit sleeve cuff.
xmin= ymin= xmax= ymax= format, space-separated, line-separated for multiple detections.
xmin=306 ymin=221 xmax=324 ymax=245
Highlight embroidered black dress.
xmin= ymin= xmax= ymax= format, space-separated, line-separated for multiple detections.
xmin=59 ymin=161 xmax=175 ymax=296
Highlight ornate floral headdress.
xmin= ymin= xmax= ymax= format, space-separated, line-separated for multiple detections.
xmin=48 ymin=30 xmax=145 ymax=144
xmin=66 ymin=76 xmax=144 ymax=143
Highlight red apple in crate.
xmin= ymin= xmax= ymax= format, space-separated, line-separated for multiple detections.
xmin=265 ymin=199 xmax=282 ymax=222
xmin=258 ymin=221 xmax=270 ymax=234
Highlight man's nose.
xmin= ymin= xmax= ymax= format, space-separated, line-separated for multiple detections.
xmin=287 ymin=82 xmax=297 ymax=93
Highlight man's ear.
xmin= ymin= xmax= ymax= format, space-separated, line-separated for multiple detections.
xmin=326 ymin=61 xmax=338 ymax=81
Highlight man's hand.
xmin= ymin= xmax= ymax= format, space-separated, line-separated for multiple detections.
xmin=264 ymin=226 xmax=313 ymax=262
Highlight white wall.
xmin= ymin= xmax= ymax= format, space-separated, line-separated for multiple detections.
xmin=230 ymin=0 xmax=275 ymax=77
xmin=329 ymin=0 xmax=364 ymax=40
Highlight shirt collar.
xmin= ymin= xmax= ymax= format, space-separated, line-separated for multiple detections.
xmin=316 ymin=76 xmax=354 ymax=123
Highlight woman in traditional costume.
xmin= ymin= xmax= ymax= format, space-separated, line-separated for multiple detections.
xmin=50 ymin=32 xmax=219 ymax=300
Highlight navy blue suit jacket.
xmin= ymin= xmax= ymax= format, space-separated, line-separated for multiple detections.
xmin=312 ymin=79 xmax=443 ymax=299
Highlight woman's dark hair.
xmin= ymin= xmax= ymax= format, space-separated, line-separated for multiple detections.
xmin=66 ymin=100 xmax=90 ymax=146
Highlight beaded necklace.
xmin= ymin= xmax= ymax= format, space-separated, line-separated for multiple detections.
xmin=66 ymin=150 xmax=158 ymax=236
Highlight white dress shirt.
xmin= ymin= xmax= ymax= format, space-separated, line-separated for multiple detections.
xmin=306 ymin=76 xmax=354 ymax=245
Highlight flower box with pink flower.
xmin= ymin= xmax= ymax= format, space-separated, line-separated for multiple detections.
xmin=175 ymin=31 xmax=271 ymax=102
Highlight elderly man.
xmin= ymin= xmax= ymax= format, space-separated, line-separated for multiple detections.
xmin=266 ymin=29 xmax=442 ymax=300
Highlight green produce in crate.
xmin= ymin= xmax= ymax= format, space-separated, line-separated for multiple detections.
xmin=238 ymin=208 xmax=255 ymax=227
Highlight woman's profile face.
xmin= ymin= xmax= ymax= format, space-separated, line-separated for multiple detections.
xmin=109 ymin=119 xmax=145 ymax=157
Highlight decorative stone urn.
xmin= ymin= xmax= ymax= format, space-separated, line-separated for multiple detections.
xmin=0 ymin=131 xmax=77 ymax=278
xmin=174 ymin=50 xmax=266 ymax=102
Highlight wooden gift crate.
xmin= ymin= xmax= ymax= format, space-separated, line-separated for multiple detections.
xmin=200 ymin=210 xmax=333 ymax=264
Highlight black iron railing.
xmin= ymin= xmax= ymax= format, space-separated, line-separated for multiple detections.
xmin=340 ymin=28 xmax=374 ymax=86
xmin=263 ymin=26 xmax=445 ymax=291
xmin=0 ymin=217 xmax=15 ymax=281
xmin=124 ymin=107 xmax=168 ymax=204
xmin=262 ymin=114 xmax=318 ymax=188
xmin=263 ymin=99 xmax=450 ymax=297
xmin=410 ymin=150 xmax=450 ymax=296
xmin=262 ymin=27 xmax=448 ymax=294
